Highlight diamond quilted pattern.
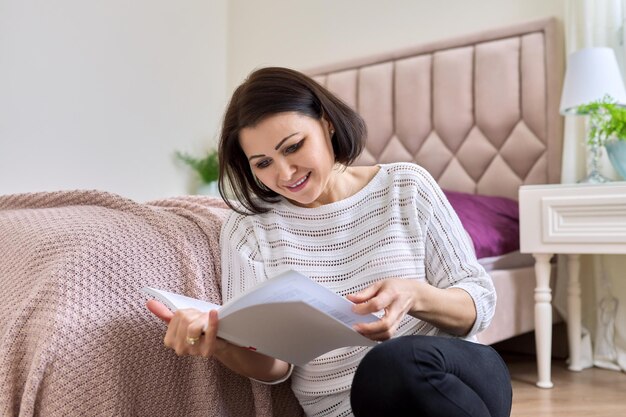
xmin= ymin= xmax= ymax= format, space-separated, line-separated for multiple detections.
xmin=414 ymin=132 xmax=453 ymax=179
xmin=379 ymin=136 xmax=413 ymax=164
xmin=523 ymin=153 xmax=548 ymax=185
xmin=499 ymin=121 xmax=546 ymax=179
xmin=455 ymin=127 xmax=498 ymax=182
xmin=438 ymin=159 xmax=476 ymax=194
xmin=477 ymin=155 xmax=523 ymax=200
xmin=309 ymin=23 xmax=561 ymax=199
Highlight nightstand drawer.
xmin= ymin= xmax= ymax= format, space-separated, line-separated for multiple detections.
xmin=520 ymin=182 xmax=626 ymax=254
xmin=541 ymin=194 xmax=626 ymax=244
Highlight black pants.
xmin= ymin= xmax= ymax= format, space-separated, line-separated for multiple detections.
xmin=350 ymin=336 xmax=512 ymax=417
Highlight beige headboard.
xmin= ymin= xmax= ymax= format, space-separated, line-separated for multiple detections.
xmin=307 ymin=17 xmax=564 ymax=200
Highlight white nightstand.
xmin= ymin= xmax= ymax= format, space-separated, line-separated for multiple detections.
xmin=519 ymin=182 xmax=626 ymax=388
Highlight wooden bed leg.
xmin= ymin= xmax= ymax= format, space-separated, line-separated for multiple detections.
xmin=533 ymin=253 xmax=554 ymax=388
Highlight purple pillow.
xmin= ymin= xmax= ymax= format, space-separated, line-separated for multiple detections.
xmin=442 ymin=189 xmax=519 ymax=259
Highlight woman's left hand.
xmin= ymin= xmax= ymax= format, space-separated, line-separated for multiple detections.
xmin=347 ymin=279 xmax=425 ymax=341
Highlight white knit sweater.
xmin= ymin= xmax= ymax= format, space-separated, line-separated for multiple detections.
xmin=220 ymin=162 xmax=495 ymax=417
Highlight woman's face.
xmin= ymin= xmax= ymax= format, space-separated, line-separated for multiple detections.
xmin=239 ymin=111 xmax=339 ymax=208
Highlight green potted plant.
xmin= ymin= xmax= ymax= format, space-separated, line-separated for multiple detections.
xmin=578 ymin=96 xmax=626 ymax=180
xmin=176 ymin=149 xmax=220 ymax=195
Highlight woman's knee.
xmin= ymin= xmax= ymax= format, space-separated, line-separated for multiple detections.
xmin=351 ymin=337 xmax=436 ymax=410
xmin=354 ymin=335 xmax=446 ymax=380
xmin=355 ymin=337 xmax=416 ymax=379
xmin=351 ymin=338 xmax=412 ymax=416
xmin=352 ymin=336 xmax=511 ymax=417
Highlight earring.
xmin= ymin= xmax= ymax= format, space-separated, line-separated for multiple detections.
xmin=330 ymin=129 xmax=335 ymax=136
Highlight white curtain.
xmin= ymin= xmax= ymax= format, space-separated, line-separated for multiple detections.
xmin=556 ymin=0 xmax=626 ymax=372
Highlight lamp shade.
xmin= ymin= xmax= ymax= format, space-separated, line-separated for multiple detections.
xmin=559 ymin=47 xmax=626 ymax=114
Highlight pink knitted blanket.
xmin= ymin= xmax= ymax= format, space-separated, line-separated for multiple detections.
xmin=0 ymin=190 xmax=303 ymax=417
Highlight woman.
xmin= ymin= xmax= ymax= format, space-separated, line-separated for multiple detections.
xmin=148 ymin=67 xmax=512 ymax=417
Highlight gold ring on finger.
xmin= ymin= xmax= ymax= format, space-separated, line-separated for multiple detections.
xmin=185 ymin=335 xmax=201 ymax=346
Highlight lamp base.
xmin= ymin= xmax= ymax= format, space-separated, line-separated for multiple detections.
xmin=578 ymin=170 xmax=611 ymax=184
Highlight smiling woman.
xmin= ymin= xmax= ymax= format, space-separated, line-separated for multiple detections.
xmin=144 ymin=66 xmax=513 ymax=417
xmin=217 ymin=67 xmax=367 ymax=214
xmin=239 ymin=112 xmax=378 ymax=208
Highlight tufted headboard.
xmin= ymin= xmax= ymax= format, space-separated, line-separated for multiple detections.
xmin=306 ymin=17 xmax=564 ymax=200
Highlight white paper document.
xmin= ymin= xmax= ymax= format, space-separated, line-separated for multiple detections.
xmin=143 ymin=270 xmax=379 ymax=365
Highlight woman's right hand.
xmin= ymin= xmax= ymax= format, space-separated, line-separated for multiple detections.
xmin=146 ymin=300 xmax=229 ymax=358
xmin=146 ymin=300 xmax=292 ymax=382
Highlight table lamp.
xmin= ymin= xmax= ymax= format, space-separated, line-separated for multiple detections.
xmin=559 ymin=47 xmax=626 ymax=183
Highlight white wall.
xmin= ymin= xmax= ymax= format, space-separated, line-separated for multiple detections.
xmin=228 ymin=0 xmax=565 ymax=89
xmin=0 ymin=0 xmax=565 ymax=202
xmin=0 ymin=0 xmax=227 ymax=202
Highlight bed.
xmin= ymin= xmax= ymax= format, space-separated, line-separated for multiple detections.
xmin=0 ymin=17 xmax=563 ymax=417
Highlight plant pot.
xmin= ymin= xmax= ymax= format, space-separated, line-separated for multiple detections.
xmin=605 ymin=140 xmax=626 ymax=180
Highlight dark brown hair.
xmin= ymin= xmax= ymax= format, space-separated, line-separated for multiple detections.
xmin=218 ymin=67 xmax=367 ymax=215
